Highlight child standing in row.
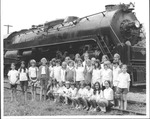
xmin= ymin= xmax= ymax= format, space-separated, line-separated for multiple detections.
xmin=28 ymin=59 xmax=38 ymax=101
xmin=18 ymin=61 xmax=29 ymax=102
xmin=82 ymin=53 xmax=89 ymax=68
xmin=7 ymin=63 xmax=19 ymax=102
xmin=116 ymin=64 xmax=131 ymax=110
xmin=92 ymin=60 xmax=102 ymax=87
xmin=112 ymin=61 xmax=121 ymax=106
xmin=60 ymin=62 xmax=67 ymax=83
xmin=84 ymin=59 xmax=93 ymax=85
xmin=38 ymin=58 xmax=50 ymax=101
xmin=75 ymin=58 xmax=85 ymax=88
xmin=101 ymin=61 xmax=113 ymax=92
xmin=101 ymin=55 xmax=109 ymax=69
xmin=52 ymin=59 xmax=61 ymax=83
xmin=66 ymin=60 xmax=75 ymax=83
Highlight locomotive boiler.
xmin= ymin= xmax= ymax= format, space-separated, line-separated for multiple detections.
xmin=4 ymin=3 xmax=146 ymax=86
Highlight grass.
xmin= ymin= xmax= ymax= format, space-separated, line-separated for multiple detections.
xmin=4 ymin=88 xmax=146 ymax=116
xmin=4 ymin=89 xmax=121 ymax=116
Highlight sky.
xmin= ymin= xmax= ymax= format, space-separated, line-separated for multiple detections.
xmin=1 ymin=0 xmax=149 ymax=35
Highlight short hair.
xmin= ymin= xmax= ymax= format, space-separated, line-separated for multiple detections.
xmin=102 ymin=55 xmax=109 ymax=60
xmin=84 ymin=53 xmax=89 ymax=57
xmin=11 ymin=63 xmax=16 ymax=66
xmin=114 ymin=53 xmax=120 ymax=59
xmin=30 ymin=59 xmax=36 ymax=64
xmin=121 ymin=64 xmax=127 ymax=69
xmin=62 ymin=61 xmax=67 ymax=66
xmin=41 ymin=58 xmax=47 ymax=63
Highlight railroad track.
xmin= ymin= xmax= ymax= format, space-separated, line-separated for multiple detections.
xmin=4 ymin=80 xmax=146 ymax=115
xmin=111 ymin=107 xmax=146 ymax=115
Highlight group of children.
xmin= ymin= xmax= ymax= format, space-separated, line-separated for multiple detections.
xmin=7 ymin=52 xmax=131 ymax=112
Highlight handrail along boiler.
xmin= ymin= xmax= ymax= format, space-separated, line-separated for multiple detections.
xmin=4 ymin=3 xmax=146 ymax=86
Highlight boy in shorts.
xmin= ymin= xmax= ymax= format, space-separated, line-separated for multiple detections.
xmin=116 ymin=64 xmax=131 ymax=110
xmin=38 ymin=58 xmax=50 ymax=101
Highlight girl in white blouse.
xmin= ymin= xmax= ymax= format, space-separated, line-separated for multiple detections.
xmin=97 ymin=80 xmax=114 ymax=112
xmin=18 ymin=61 xmax=29 ymax=102
xmin=28 ymin=59 xmax=38 ymax=101
xmin=75 ymin=58 xmax=85 ymax=88
xmin=89 ymin=82 xmax=103 ymax=112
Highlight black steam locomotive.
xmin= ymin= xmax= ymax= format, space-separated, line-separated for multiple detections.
xmin=4 ymin=3 xmax=146 ymax=86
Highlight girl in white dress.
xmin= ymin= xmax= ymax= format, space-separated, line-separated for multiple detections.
xmin=28 ymin=59 xmax=38 ymax=101
xmin=18 ymin=61 xmax=29 ymax=102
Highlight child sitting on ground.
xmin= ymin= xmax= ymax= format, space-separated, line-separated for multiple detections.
xmin=69 ymin=82 xmax=78 ymax=107
xmin=83 ymin=83 xmax=94 ymax=111
xmin=75 ymin=82 xmax=88 ymax=110
xmin=55 ymin=81 xmax=66 ymax=103
xmin=97 ymin=80 xmax=114 ymax=112
xmin=63 ymin=81 xmax=72 ymax=105
xmin=7 ymin=63 xmax=19 ymax=102
xmin=47 ymin=79 xmax=59 ymax=101
xmin=89 ymin=82 xmax=103 ymax=112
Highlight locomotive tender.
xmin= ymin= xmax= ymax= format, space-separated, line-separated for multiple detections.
xmin=4 ymin=3 xmax=146 ymax=86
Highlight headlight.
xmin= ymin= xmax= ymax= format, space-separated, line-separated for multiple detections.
xmin=134 ymin=20 xmax=140 ymax=28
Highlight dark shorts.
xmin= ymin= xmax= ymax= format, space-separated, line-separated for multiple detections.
xmin=112 ymin=86 xmax=117 ymax=92
xmin=116 ymin=87 xmax=128 ymax=94
xmin=10 ymin=84 xmax=17 ymax=89
xmin=40 ymin=75 xmax=48 ymax=89
xmin=107 ymin=100 xmax=114 ymax=107
xmin=20 ymin=81 xmax=28 ymax=91
xmin=75 ymin=81 xmax=81 ymax=88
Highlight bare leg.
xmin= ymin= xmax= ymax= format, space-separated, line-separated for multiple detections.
xmin=31 ymin=85 xmax=34 ymax=101
xmin=10 ymin=89 xmax=13 ymax=102
xmin=14 ymin=88 xmax=17 ymax=101
xmin=123 ymin=94 xmax=127 ymax=110
xmin=82 ymin=98 xmax=88 ymax=109
xmin=24 ymin=91 xmax=27 ymax=102
xmin=40 ymin=87 xmax=43 ymax=101
xmin=33 ymin=87 xmax=36 ymax=101
xmin=43 ymin=89 xmax=47 ymax=101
